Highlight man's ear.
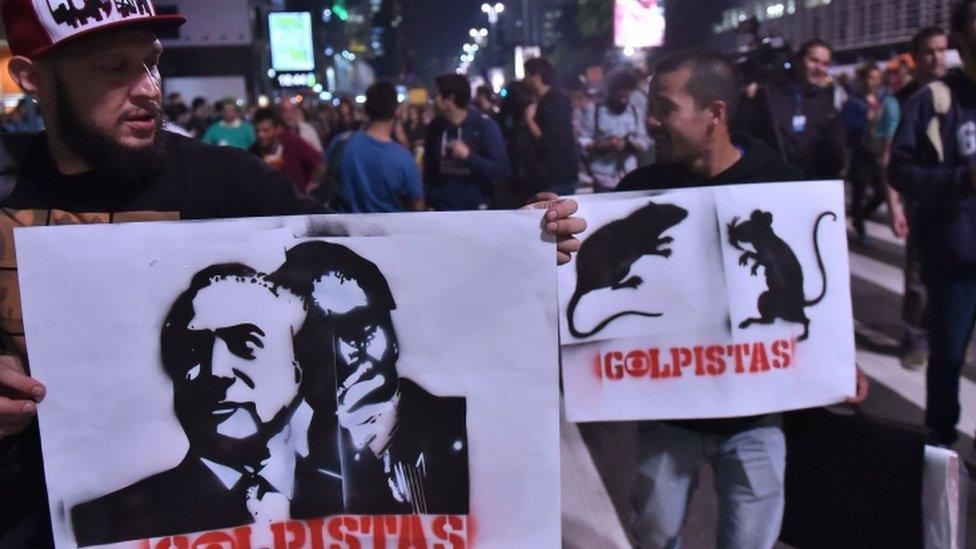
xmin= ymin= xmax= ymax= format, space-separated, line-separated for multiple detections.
xmin=8 ymin=56 xmax=51 ymax=104
xmin=707 ymin=100 xmax=728 ymax=127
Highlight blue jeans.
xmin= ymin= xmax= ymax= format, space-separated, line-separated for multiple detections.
xmin=923 ymin=269 xmax=976 ymax=443
xmin=630 ymin=421 xmax=785 ymax=549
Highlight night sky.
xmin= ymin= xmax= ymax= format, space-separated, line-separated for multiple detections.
xmin=399 ymin=0 xmax=489 ymax=81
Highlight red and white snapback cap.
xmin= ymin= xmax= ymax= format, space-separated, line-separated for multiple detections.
xmin=2 ymin=0 xmax=186 ymax=58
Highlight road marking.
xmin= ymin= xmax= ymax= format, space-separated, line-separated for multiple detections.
xmin=857 ymin=346 xmax=976 ymax=439
xmin=864 ymin=219 xmax=905 ymax=248
xmin=849 ymin=250 xmax=904 ymax=296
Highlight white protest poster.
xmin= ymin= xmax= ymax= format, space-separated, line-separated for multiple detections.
xmin=560 ymin=180 xmax=856 ymax=422
xmin=16 ymin=212 xmax=559 ymax=549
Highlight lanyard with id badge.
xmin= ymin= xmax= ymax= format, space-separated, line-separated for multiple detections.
xmin=792 ymin=89 xmax=807 ymax=133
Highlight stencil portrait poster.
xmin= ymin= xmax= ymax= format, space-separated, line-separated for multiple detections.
xmin=559 ymin=180 xmax=856 ymax=422
xmin=16 ymin=212 xmax=560 ymax=548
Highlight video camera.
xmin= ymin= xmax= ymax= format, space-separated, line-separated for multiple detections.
xmin=732 ymin=17 xmax=794 ymax=85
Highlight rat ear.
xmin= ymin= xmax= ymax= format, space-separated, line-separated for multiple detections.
xmin=760 ymin=211 xmax=773 ymax=226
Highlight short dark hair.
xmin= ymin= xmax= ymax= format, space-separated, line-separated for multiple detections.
xmin=524 ymin=57 xmax=555 ymax=86
xmin=952 ymin=0 xmax=976 ymax=34
xmin=365 ymin=81 xmax=399 ymax=121
xmin=606 ymin=69 xmax=638 ymax=95
xmin=795 ymin=38 xmax=833 ymax=62
xmin=252 ymin=107 xmax=282 ymax=127
xmin=160 ymin=264 xmax=270 ymax=382
xmin=435 ymin=74 xmax=472 ymax=109
xmin=191 ymin=97 xmax=207 ymax=110
xmin=653 ymin=49 xmax=742 ymax=123
xmin=475 ymin=85 xmax=493 ymax=100
xmin=911 ymin=26 xmax=948 ymax=54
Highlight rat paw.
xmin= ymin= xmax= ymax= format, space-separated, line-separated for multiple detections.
xmin=658 ymin=236 xmax=674 ymax=245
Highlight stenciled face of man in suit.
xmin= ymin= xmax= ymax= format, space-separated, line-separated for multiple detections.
xmin=161 ymin=264 xmax=308 ymax=470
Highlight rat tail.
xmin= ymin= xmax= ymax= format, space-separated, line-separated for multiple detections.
xmin=567 ymin=288 xmax=662 ymax=339
xmin=805 ymin=211 xmax=837 ymax=306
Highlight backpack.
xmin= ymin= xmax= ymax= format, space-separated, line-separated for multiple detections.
xmin=312 ymin=131 xmax=354 ymax=211
xmin=925 ymin=80 xmax=952 ymax=163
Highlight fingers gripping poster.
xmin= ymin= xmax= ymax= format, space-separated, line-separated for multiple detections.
xmin=16 ymin=212 xmax=559 ymax=548
xmin=560 ymin=180 xmax=856 ymax=422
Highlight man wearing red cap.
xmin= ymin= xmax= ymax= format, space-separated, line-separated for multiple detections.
xmin=0 ymin=1 xmax=585 ymax=546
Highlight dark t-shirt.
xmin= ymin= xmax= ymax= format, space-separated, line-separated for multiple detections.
xmin=619 ymin=137 xmax=805 ymax=434
xmin=0 ymin=131 xmax=322 ymax=548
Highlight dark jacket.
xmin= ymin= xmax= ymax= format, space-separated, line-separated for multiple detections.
xmin=888 ymin=69 xmax=976 ymax=274
xmin=423 ymin=108 xmax=510 ymax=211
xmin=619 ymin=135 xmax=805 ymax=434
xmin=533 ymin=89 xmax=579 ymax=189
xmin=737 ymin=80 xmax=846 ymax=180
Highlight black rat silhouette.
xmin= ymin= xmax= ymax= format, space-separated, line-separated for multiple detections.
xmin=727 ymin=210 xmax=836 ymax=342
xmin=566 ymin=201 xmax=688 ymax=339
xmin=46 ymin=0 xmax=112 ymax=28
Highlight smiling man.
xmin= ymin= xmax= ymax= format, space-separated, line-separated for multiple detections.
xmin=618 ymin=50 xmax=823 ymax=549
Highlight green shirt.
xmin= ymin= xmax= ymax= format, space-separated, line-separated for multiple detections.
xmin=201 ymin=120 xmax=256 ymax=150
xmin=874 ymin=95 xmax=901 ymax=141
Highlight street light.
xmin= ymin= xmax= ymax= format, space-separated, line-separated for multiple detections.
xmin=480 ymin=3 xmax=505 ymax=67
xmin=481 ymin=2 xmax=504 ymax=23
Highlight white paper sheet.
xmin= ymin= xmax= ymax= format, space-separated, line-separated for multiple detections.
xmin=17 ymin=211 xmax=560 ymax=549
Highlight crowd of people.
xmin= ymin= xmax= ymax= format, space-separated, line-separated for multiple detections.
xmin=3 ymin=0 xmax=976 ymax=546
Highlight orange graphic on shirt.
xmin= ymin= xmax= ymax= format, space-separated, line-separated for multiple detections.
xmin=0 ymin=209 xmax=179 ymax=360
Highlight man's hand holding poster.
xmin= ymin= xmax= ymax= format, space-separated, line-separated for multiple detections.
xmin=15 ymin=212 xmax=560 ymax=548
xmin=560 ymin=180 xmax=856 ymax=422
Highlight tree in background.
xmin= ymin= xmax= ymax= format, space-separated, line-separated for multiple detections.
xmin=549 ymin=0 xmax=614 ymax=81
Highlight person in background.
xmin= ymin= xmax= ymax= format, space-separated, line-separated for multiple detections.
xmin=498 ymin=80 xmax=542 ymax=208
xmin=882 ymin=26 xmax=949 ymax=370
xmin=163 ymin=92 xmax=188 ymax=126
xmin=322 ymin=82 xmax=425 ymax=213
xmin=423 ymin=73 xmax=509 ymax=210
xmin=524 ymin=57 xmax=579 ymax=197
xmin=201 ymin=99 xmax=255 ymax=150
xmin=282 ymin=100 xmax=324 ymax=152
xmin=334 ymin=97 xmax=360 ymax=137
xmin=184 ymin=97 xmax=212 ymax=138
xmin=250 ymin=107 xmax=325 ymax=195
xmin=474 ymin=85 xmax=499 ymax=118
xmin=842 ymin=62 xmax=887 ymax=246
xmin=738 ymin=38 xmax=846 ymax=180
xmin=403 ymin=104 xmax=428 ymax=150
xmin=579 ymin=69 xmax=650 ymax=192
xmin=889 ymin=0 xmax=976 ymax=447
xmin=2 ymin=98 xmax=34 ymax=132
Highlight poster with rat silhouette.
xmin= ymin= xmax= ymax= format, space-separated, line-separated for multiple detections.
xmin=15 ymin=211 xmax=560 ymax=549
xmin=560 ymin=180 xmax=855 ymax=422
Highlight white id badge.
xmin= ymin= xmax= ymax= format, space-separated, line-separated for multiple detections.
xmin=792 ymin=115 xmax=807 ymax=133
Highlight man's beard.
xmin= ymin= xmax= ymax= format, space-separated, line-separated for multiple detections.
xmin=54 ymin=77 xmax=168 ymax=183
